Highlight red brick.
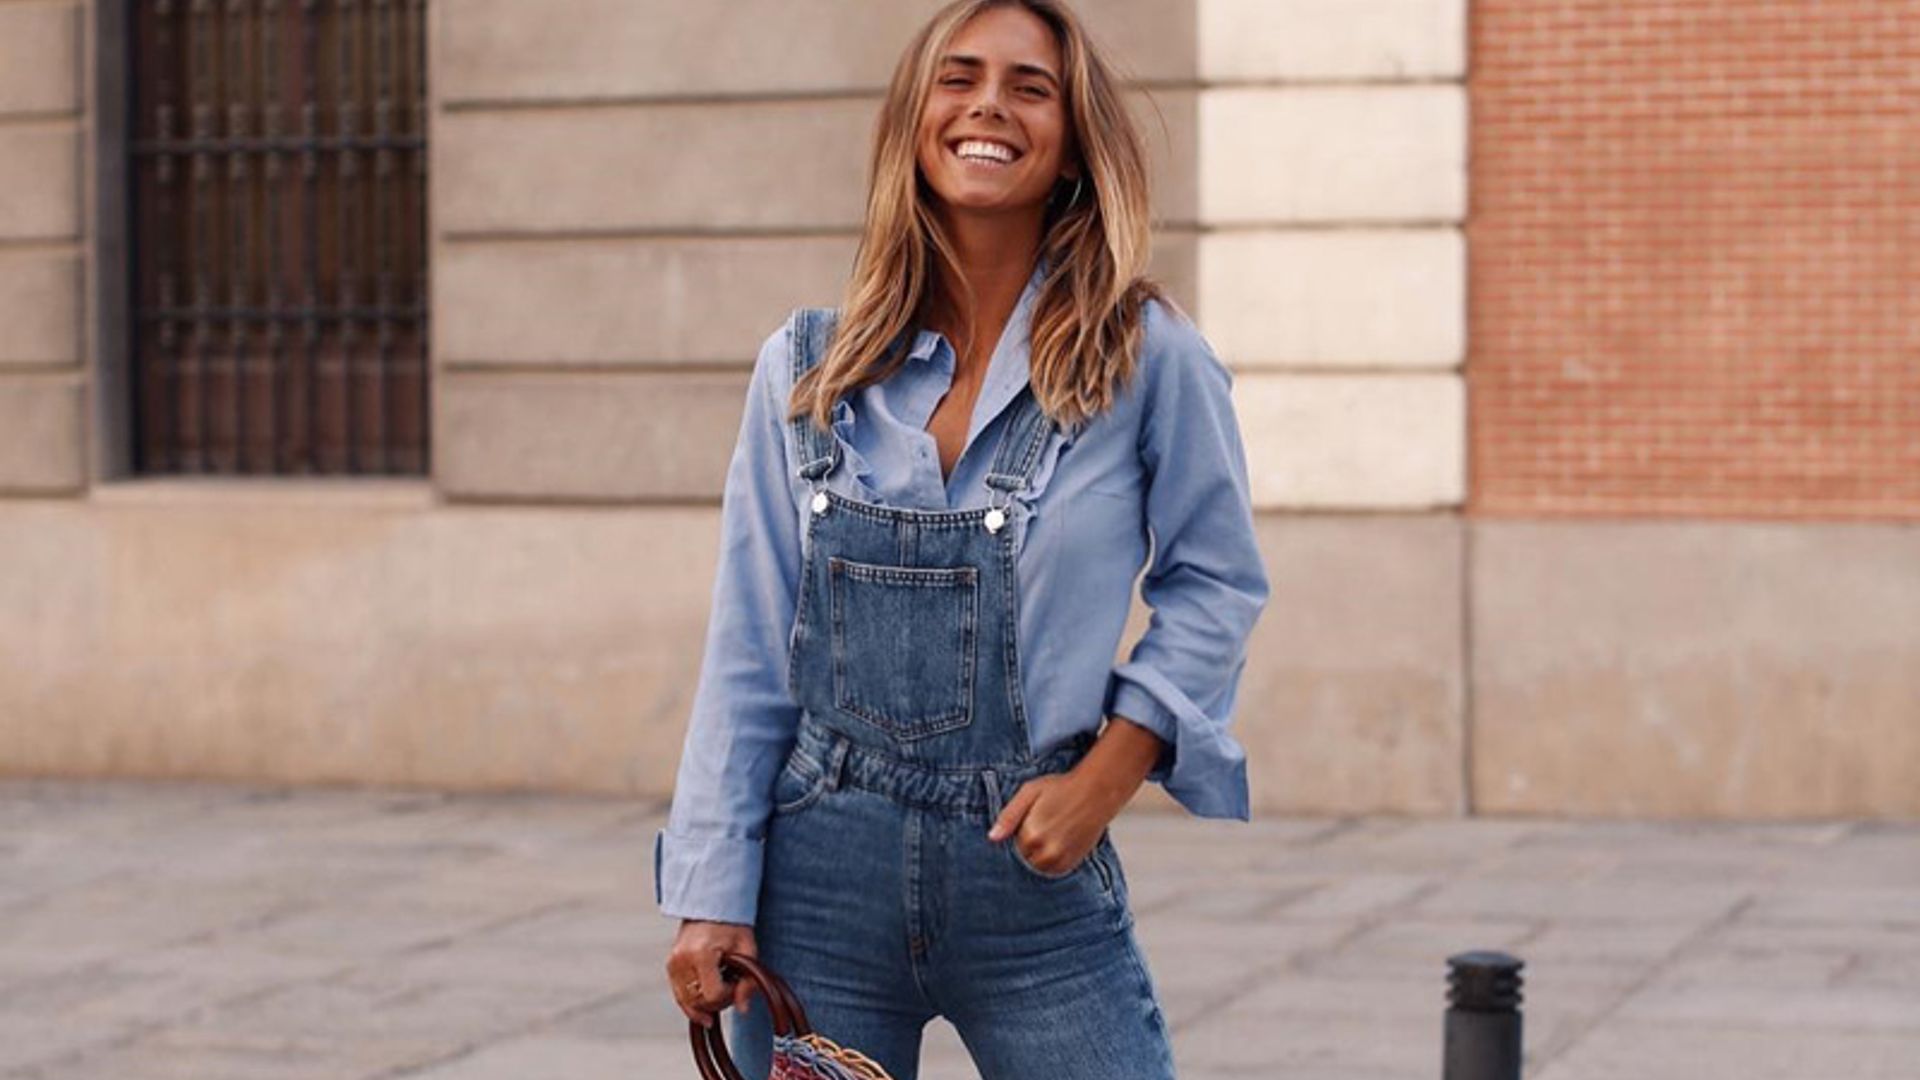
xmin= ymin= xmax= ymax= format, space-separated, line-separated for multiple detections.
xmin=1468 ymin=0 xmax=1920 ymax=521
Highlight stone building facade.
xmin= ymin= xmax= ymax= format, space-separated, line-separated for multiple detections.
xmin=0 ymin=0 xmax=1912 ymax=818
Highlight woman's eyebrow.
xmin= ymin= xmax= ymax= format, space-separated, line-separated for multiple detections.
xmin=938 ymin=53 xmax=1061 ymax=88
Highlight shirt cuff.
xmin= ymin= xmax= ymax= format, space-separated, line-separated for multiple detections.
xmin=1106 ymin=664 xmax=1252 ymax=821
xmin=653 ymin=826 xmax=764 ymax=925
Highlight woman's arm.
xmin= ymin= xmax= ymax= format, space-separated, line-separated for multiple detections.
xmin=654 ymin=315 xmax=805 ymax=927
xmin=1101 ymin=301 xmax=1270 ymax=821
xmin=988 ymin=302 xmax=1271 ymax=869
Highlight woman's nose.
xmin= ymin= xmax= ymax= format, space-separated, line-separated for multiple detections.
xmin=968 ymin=85 xmax=1007 ymax=119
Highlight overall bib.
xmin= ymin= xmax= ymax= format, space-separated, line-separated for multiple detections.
xmin=728 ymin=309 xmax=1177 ymax=1080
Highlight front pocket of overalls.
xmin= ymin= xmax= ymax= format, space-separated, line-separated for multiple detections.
xmin=1008 ymin=836 xmax=1084 ymax=881
xmin=1008 ymin=828 xmax=1116 ymax=892
xmin=769 ymin=755 xmax=828 ymax=817
xmin=828 ymin=556 xmax=978 ymax=740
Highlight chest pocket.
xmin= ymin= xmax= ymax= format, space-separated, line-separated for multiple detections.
xmin=828 ymin=557 xmax=979 ymax=740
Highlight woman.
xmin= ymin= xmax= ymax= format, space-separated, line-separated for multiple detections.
xmin=656 ymin=2 xmax=1268 ymax=1076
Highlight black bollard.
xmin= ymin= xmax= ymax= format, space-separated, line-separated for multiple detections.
xmin=1443 ymin=950 xmax=1524 ymax=1080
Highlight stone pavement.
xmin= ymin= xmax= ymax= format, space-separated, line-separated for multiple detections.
xmin=0 ymin=780 xmax=1915 ymax=1080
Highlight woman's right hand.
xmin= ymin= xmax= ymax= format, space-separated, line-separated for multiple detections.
xmin=667 ymin=918 xmax=760 ymax=1029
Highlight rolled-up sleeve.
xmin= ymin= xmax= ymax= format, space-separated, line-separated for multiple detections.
xmin=653 ymin=316 xmax=804 ymax=925
xmin=1104 ymin=306 xmax=1270 ymax=821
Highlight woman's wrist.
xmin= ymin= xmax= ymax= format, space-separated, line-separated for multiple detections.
xmin=1072 ymin=714 xmax=1162 ymax=814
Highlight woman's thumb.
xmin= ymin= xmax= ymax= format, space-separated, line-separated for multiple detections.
xmin=988 ymin=782 xmax=1038 ymax=841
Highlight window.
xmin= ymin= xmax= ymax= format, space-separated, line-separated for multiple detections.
xmin=126 ymin=0 xmax=428 ymax=475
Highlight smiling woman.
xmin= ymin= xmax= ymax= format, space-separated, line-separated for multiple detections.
xmin=658 ymin=3 xmax=1269 ymax=1079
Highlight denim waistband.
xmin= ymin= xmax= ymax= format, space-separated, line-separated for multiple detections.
xmin=788 ymin=711 xmax=1097 ymax=817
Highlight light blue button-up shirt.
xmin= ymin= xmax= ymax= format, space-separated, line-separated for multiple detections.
xmin=654 ymin=259 xmax=1270 ymax=924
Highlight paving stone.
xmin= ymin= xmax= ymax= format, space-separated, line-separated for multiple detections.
xmin=548 ymin=987 xmax=690 ymax=1041
xmin=1794 ymin=828 xmax=1920 ymax=889
xmin=1615 ymin=980 xmax=1920 ymax=1031
xmin=1712 ymin=920 xmax=1920 ymax=959
xmin=1180 ymin=1007 xmax=1437 ymax=1073
xmin=1415 ymin=877 xmax=1750 ymax=923
xmin=1655 ymin=940 xmax=1856 ymax=988
xmin=467 ymin=900 xmax=670 ymax=956
xmin=1135 ymin=918 xmax=1349 ymax=1026
xmin=1744 ymin=886 xmax=1920 ymax=926
xmin=1271 ymin=874 xmax=1438 ymax=921
xmin=1515 ymin=920 xmax=1705 ymax=973
xmin=1535 ymin=1023 xmax=1920 ymax=1080
xmin=1152 ymin=881 xmax=1322 ymax=921
xmin=0 ymin=780 xmax=1913 ymax=1077
xmin=1304 ymin=818 xmax=1546 ymax=867
xmin=164 ymin=972 xmax=605 ymax=1048
xmin=24 ymin=1027 xmax=448 ymax=1080
xmin=398 ymin=1034 xmax=687 ymax=1079
xmin=0 ymin=1014 xmax=122 ymax=1074
xmin=1339 ymin=915 xmax=1539 ymax=957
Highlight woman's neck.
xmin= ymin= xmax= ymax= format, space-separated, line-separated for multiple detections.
xmin=926 ymin=211 xmax=1044 ymax=375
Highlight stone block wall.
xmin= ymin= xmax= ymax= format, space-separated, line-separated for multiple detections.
xmin=0 ymin=0 xmax=1912 ymax=819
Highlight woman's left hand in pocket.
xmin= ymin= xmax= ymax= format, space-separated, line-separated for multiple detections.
xmin=987 ymin=770 xmax=1117 ymax=876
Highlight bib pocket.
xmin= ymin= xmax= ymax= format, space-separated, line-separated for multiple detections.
xmin=828 ymin=556 xmax=979 ymax=741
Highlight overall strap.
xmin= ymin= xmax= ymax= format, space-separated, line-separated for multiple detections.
xmin=787 ymin=308 xmax=840 ymax=485
xmin=982 ymin=387 xmax=1059 ymax=506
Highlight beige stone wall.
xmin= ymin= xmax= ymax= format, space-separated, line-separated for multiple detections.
xmin=1192 ymin=0 xmax=1470 ymax=814
xmin=1194 ymin=0 xmax=1467 ymax=512
xmin=0 ymin=486 xmax=716 ymax=792
xmin=1471 ymin=522 xmax=1920 ymax=819
xmin=0 ymin=0 xmax=88 ymax=494
xmin=0 ymin=1 xmax=1913 ymax=820
xmin=432 ymin=0 xmax=1197 ymax=501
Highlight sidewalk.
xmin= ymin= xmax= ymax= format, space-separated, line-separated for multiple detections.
xmin=0 ymin=779 xmax=1914 ymax=1079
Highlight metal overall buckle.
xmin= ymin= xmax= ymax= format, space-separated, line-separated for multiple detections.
xmin=983 ymin=485 xmax=1012 ymax=534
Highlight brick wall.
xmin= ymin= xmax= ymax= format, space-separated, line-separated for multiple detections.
xmin=1468 ymin=0 xmax=1920 ymax=520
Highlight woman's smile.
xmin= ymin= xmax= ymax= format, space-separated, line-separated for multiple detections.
xmin=951 ymin=138 xmax=1024 ymax=166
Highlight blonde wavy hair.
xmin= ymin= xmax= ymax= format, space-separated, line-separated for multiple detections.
xmin=789 ymin=0 xmax=1173 ymax=438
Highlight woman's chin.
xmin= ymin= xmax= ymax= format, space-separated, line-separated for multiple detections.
xmin=926 ymin=187 xmax=1048 ymax=218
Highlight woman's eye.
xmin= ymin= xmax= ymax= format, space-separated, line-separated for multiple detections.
xmin=1020 ymin=86 xmax=1048 ymax=97
xmin=940 ymin=77 xmax=971 ymax=88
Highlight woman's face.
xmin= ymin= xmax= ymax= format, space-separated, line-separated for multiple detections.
xmin=915 ymin=5 xmax=1077 ymax=220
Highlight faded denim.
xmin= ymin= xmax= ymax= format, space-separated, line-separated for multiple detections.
xmin=725 ymin=306 xmax=1178 ymax=1080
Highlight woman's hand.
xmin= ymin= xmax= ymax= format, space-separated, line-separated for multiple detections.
xmin=666 ymin=919 xmax=759 ymax=1029
xmin=989 ymin=771 xmax=1114 ymax=874
xmin=989 ymin=715 xmax=1164 ymax=874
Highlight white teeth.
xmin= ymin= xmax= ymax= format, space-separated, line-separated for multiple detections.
xmin=954 ymin=139 xmax=1017 ymax=164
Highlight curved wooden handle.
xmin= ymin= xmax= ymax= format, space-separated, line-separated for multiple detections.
xmin=688 ymin=951 xmax=813 ymax=1079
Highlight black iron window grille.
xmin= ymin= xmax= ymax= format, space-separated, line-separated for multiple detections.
xmin=130 ymin=0 xmax=429 ymax=475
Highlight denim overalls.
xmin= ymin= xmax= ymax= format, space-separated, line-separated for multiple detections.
xmin=726 ymin=308 xmax=1178 ymax=1080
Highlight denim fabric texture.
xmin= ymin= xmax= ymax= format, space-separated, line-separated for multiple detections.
xmin=655 ymin=255 xmax=1270 ymax=926
xmin=723 ymin=305 xmax=1179 ymax=1080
